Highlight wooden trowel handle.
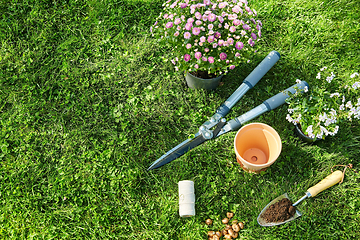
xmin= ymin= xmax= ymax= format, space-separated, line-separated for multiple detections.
xmin=307 ymin=170 xmax=343 ymax=197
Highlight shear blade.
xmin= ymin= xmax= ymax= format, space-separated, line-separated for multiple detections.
xmin=147 ymin=134 xmax=206 ymax=170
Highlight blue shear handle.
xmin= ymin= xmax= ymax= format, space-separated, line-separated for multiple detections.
xmin=263 ymin=81 xmax=309 ymax=111
xmin=243 ymin=50 xmax=281 ymax=88
xmin=223 ymin=81 xmax=309 ymax=132
xmin=216 ymin=51 xmax=281 ymax=117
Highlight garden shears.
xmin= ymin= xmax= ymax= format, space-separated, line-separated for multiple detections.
xmin=147 ymin=51 xmax=309 ymax=170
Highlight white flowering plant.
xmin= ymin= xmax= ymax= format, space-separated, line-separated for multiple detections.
xmin=150 ymin=0 xmax=263 ymax=77
xmin=286 ymin=68 xmax=360 ymax=141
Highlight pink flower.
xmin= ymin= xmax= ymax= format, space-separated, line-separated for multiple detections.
xmin=195 ymin=52 xmax=202 ymax=60
xmin=218 ymin=16 xmax=224 ymax=23
xmin=184 ymin=32 xmax=191 ymax=39
xmin=184 ymin=54 xmax=191 ymax=62
xmin=195 ymin=20 xmax=202 ymax=25
xmin=202 ymin=56 xmax=207 ymax=61
xmin=233 ymin=19 xmax=241 ymax=26
xmin=204 ymin=48 xmax=210 ymax=52
xmin=243 ymin=24 xmax=250 ymax=30
xmin=174 ymin=18 xmax=181 ymax=25
xmin=228 ymin=14 xmax=237 ymax=20
xmin=207 ymin=35 xmax=215 ymax=43
xmin=208 ymin=24 xmax=214 ymax=30
xmin=219 ymin=2 xmax=228 ymax=8
xmin=164 ymin=14 xmax=169 ymax=19
xmin=192 ymin=27 xmax=201 ymax=35
xmin=195 ymin=12 xmax=202 ymax=20
xmin=194 ymin=64 xmax=199 ymax=69
xmin=214 ymin=32 xmax=221 ymax=39
xmin=212 ymin=43 xmax=218 ymax=48
xmin=187 ymin=18 xmax=194 ymax=23
xmin=232 ymin=6 xmax=240 ymax=13
xmin=235 ymin=52 xmax=241 ymax=57
xmin=235 ymin=42 xmax=244 ymax=50
xmin=227 ymin=38 xmax=234 ymax=45
xmin=230 ymin=65 xmax=235 ymax=70
xmin=229 ymin=26 xmax=236 ymax=33
xmin=251 ymin=32 xmax=257 ymax=40
xmin=200 ymin=36 xmax=206 ymax=42
xmin=180 ymin=3 xmax=188 ymax=8
xmin=204 ymin=0 xmax=211 ymax=5
xmin=218 ymin=40 xmax=225 ymax=46
xmin=258 ymin=30 xmax=262 ymax=38
xmin=185 ymin=22 xmax=193 ymax=30
xmin=165 ymin=22 xmax=173 ymax=28
xmin=220 ymin=52 xmax=227 ymax=61
xmin=248 ymin=38 xmax=255 ymax=46
xmin=208 ymin=13 xmax=216 ymax=22
xmin=186 ymin=43 xmax=192 ymax=49
xmin=202 ymin=15 xmax=208 ymax=21
xmin=174 ymin=31 xmax=179 ymax=37
xmin=208 ymin=56 xmax=215 ymax=63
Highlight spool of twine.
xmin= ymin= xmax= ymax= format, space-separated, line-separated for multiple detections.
xmin=178 ymin=180 xmax=195 ymax=217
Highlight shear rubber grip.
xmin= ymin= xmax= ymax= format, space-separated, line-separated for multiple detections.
xmin=243 ymin=50 xmax=281 ymax=88
xmin=263 ymin=81 xmax=309 ymax=111
xmin=216 ymin=104 xmax=231 ymax=117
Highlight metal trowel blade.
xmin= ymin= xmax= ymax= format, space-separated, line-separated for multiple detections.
xmin=257 ymin=193 xmax=302 ymax=227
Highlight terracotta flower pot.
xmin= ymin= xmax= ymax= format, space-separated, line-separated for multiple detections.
xmin=234 ymin=123 xmax=282 ymax=173
xmin=184 ymin=71 xmax=223 ymax=90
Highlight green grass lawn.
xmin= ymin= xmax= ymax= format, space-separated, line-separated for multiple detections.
xmin=1 ymin=0 xmax=359 ymax=239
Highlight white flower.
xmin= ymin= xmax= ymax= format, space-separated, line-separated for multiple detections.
xmin=330 ymin=92 xmax=340 ymax=98
xmin=286 ymin=114 xmax=293 ymax=123
xmin=288 ymin=108 xmax=295 ymax=114
xmin=326 ymin=72 xmax=335 ymax=83
xmin=320 ymin=126 xmax=329 ymax=136
xmin=296 ymin=79 xmax=301 ymax=84
xmin=319 ymin=112 xmax=327 ymax=122
xmin=346 ymin=101 xmax=353 ymax=108
xmin=350 ymin=72 xmax=359 ymax=78
xmin=320 ymin=66 xmax=327 ymax=71
xmin=304 ymin=86 xmax=308 ymax=92
xmin=306 ymin=125 xmax=313 ymax=136
xmin=316 ymin=72 xmax=321 ymax=79
xmin=352 ymin=82 xmax=360 ymax=90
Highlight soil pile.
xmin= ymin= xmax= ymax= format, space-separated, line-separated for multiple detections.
xmin=261 ymin=198 xmax=296 ymax=223
xmin=190 ymin=70 xmax=218 ymax=79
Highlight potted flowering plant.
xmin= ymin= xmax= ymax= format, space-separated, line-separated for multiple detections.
xmin=151 ymin=0 xmax=263 ymax=89
xmin=285 ymin=68 xmax=360 ymax=142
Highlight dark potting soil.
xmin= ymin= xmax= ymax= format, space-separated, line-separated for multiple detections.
xmin=190 ymin=70 xmax=218 ymax=79
xmin=261 ymin=198 xmax=296 ymax=223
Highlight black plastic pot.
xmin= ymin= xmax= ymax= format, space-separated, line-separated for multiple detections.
xmin=184 ymin=71 xmax=223 ymax=90
xmin=294 ymin=123 xmax=322 ymax=143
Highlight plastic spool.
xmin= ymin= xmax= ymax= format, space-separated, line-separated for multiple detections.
xmin=178 ymin=180 xmax=195 ymax=217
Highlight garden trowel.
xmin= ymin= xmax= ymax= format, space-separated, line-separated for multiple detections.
xmin=257 ymin=170 xmax=343 ymax=227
